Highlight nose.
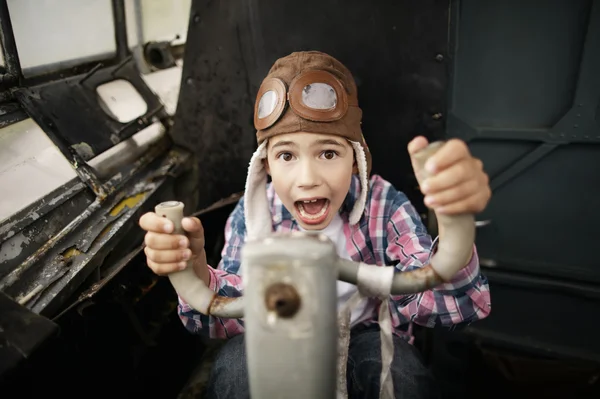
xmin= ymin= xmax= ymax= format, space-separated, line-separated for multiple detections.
xmin=296 ymin=158 xmax=321 ymax=189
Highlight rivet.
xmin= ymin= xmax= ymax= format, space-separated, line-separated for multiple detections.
xmin=432 ymin=113 xmax=443 ymax=120
xmin=435 ymin=54 xmax=444 ymax=62
xmin=194 ymin=14 xmax=201 ymax=23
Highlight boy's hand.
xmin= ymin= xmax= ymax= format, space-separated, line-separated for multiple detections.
xmin=408 ymin=136 xmax=491 ymax=215
xmin=138 ymin=212 xmax=210 ymax=285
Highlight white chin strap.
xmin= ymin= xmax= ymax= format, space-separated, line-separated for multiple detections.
xmin=348 ymin=140 xmax=369 ymax=225
xmin=244 ymin=141 xmax=271 ymax=241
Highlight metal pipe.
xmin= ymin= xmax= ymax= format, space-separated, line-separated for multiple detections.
xmin=0 ymin=0 xmax=22 ymax=86
xmin=242 ymin=233 xmax=338 ymax=399
xmin=154 ymin=201 xmax=244 ymax=317
xmin=337 ymin=142 xmax=475 ymax=292
xmin=157 ymin=141 xmax=475 ymax=315
xmin=111 ymin=0 xmax=129 ymax=61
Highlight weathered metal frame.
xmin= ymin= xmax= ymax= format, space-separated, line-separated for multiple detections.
xmin=0 ymin=137 xmax=189 ymax=315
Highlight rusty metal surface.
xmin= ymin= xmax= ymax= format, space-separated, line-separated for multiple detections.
xmin=399 ymin=264 xmax=445 ymax=292
xmin=0 ymin=180 xmax=86 ymax=243
xmin=0 ymin=189 xmax=94 ymax=282
xmin=0 ymin=143 xmax=191 ymax=317
xmin=264 ymin=282 xmax=301 ymax=318
xmin=208 ymin=293 xmax=242 ymax=316
xmin=0 ymin=136 xmax=172 ymax=293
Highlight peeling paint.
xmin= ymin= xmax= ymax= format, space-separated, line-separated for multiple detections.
xmin=1 ymin=232 xmax=31 ymax=262
xmin=62 ymin=246 xmax=82 ymax=259
xmin=109 ymin=191 xmax=148 ymax=216
xmin=47 ymin=183 xmax=85 ymax=207
xmin=72 ymin=142 xmax=95 ymax=159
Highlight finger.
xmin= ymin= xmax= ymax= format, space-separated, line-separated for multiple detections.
xmin=424 ymin=139 xmax=470 ymax=174
xmin=144 ymin=231 xmax=189 ymax=250
xmin=435 ymin=190 xmax=489 ymax=215
xmin=424 ymin=179 xmax=480 ymax=208
xmin=421 ymin=159 xmax=478 ymax=194
xmin=408 ymin=136 xmax=430 ymax=178
xmin=407 ymin=136 xmax=429 ymax=156
xmin=144 ymin=246 xmax=192 ymax=264
xmin=147 ymin=258 xmax=187 ymax=276
xmin=182 ymin=217 xmax=204 ymax=237
xmin=139 ymin=212 xmax=174 ymax=233
xmin=182 ymin=217 xmax=205 ymax=253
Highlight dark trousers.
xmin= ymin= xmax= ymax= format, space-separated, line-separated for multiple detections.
xmin=205 ymin=325 xmax=441 ymax=398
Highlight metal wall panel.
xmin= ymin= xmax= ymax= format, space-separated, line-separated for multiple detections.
xmin=447 ymin=0 xmax=600 ymax=283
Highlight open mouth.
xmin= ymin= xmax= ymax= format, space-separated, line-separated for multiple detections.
xmin=294 ymin=198 xmax=330 ymax=225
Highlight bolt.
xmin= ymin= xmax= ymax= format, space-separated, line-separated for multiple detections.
xmin=265 ymin=282 xmax=301 ymax=318
xmin=186 ymin=77 xmax=193 ymax=85
xmin=435 ymin=54 xmax=444 ymax=62
xmin=194 ymin=14 xmax=201 ymax=23
xmin=432 ymin=113 xmax=443 ymax=120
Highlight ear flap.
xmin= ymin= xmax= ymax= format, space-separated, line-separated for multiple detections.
xmin=244 ymin=141 xmax=273 ymax=240
xmin=349 ymin=141 xmax=369 ymax=225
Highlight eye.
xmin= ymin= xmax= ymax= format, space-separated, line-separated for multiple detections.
xmin=277 ymin=152 xmax=294 ymax=162
xmin=321 ymin=150 xmax=338 ymax=160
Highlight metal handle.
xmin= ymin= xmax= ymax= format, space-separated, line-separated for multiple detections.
xmin=154 ymin=141 xmax=477 ymax=315
xmin=154 ymin=201 xmax=243 ymax=318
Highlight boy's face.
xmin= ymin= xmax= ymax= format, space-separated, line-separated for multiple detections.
xmin=265 ymin=132 xmax=354 ymax=230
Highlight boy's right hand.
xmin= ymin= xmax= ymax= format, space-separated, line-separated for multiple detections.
xmin=138 ymin=212 xmax=210 ymax=285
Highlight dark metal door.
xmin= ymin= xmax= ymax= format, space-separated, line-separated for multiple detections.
xmin=446 ymin=0 xmax=600 ymax=360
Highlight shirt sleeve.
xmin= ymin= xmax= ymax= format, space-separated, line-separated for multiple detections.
xmin=384 ymin=192 xmax=491 ymax=331
xmin=177 ymin=197 xmax=248 ymax=339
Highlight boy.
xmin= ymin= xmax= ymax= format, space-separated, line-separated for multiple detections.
xmin=139 ymin=51 xmax=491 ymax=399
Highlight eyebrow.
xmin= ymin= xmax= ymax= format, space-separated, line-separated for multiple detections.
xmin=270 ymin=140 xmax=296 ymax=149
xmin=270 ymin=138 xmax=346 ymax=149
xmin=312 ymin=139 xmax=345 ymax=147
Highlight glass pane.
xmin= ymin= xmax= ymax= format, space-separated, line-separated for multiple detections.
xmin=7 ymin=0 xmax=116 ymax=76
xmin=140 ymin=0 xmax=191 ymax=45
xmin=0 ymin=119 xmax=76 ymax=223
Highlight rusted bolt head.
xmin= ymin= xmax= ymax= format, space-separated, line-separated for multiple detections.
xmin=265 ymin=283 xmax=301 ymax=318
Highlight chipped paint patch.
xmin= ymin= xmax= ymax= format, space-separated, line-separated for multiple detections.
xmin=62 ymin=246 xmax=82 ymax=259
xmin=0 ymin=232 xmax=31 ymax=262
xmin=72 ymin=142 xmax=95 ymax=160
xmin=109 ymin=191 xmax=149 ymax=216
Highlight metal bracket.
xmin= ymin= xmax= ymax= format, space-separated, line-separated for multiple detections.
xmin=13 ymin=60 xmax=169 ymax=163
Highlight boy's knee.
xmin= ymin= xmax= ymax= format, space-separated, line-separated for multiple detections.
xmin=206 ymin=334 xmax=249 ymax=398
xmin=211 ymin=334 xmax=247 ymax=375
xmin=349 ymin=331 xmax=439 ymax=398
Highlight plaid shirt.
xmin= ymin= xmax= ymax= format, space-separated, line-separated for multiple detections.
xmin=178 ymin=174 xmax=491 ymax=341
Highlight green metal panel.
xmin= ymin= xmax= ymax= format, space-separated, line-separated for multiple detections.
xmin=447 ymin=0 xmax=600 ymax=283
xmin=446 ymin=0 xmax=600 ymax=360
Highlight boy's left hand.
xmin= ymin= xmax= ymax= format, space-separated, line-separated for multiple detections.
xmin=408 ymin=136 xmax=491 ymax=215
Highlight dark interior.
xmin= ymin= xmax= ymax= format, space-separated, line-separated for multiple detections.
xmin=1 ymin=0 xmax=600 ymax=398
